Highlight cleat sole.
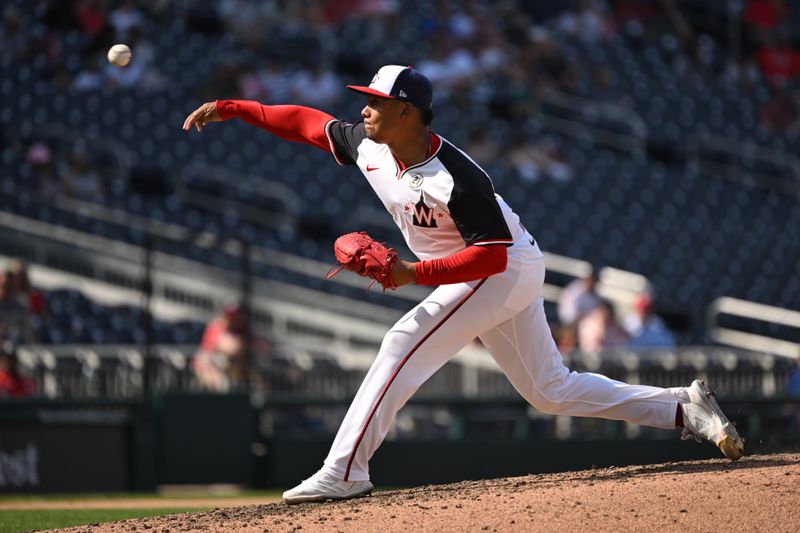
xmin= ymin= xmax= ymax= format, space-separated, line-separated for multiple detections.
xmin=284 ymin=487 xmax=372 ymax=505
xmin=717 ymin=436 xmax=744 ymax=461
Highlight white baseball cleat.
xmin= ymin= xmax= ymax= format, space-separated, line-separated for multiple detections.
xmin=679 ymin=379 xmax=744 ymax=460
xmin=282 ymin=469 xmax=374 ymax=504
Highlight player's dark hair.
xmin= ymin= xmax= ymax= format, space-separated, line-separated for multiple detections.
xmin=423 ymin=108 xmax=434 ymax=126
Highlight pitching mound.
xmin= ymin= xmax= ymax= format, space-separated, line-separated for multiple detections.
xmin=57 ymin=453 xmax=799 ymax=532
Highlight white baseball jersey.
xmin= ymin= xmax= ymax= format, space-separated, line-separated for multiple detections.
xmin=325 ymin=120 xmax=533 ymax=260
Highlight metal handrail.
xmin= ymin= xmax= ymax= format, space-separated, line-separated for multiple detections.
xmin=0 ymin=216 xmax=402 ymax=349
xmin=1 ymin=178 xmax=653 ymax=310
xmin=695 ymin=136 xmax=800 ymax=180
xmin=177 ymin=163 xmax=303 ymax=228
xmin=15 ymin=343 xmax=794 ymax=401
xmin=689 ymin=134 xmax=800 ymax=197
xmin=707 ymin=297 xmax=800 ymax=359
xmin=536 ymin=88 xmax=648 ymax=154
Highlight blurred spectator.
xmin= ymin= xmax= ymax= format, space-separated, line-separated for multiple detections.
xmin=487 ymin=64 xmax=538 ymax=121
xmin=577 ymin=299 xmax=630 ymax=352
xmin=557 ymin=270 xmax=602 ymax=326
xmin=623 ymin=293 xmax=676 ymax=348
xmin=555 ymin=323 xmax=579 ymax=353
xmin=0 ymin=272 xmax=32 ymax=344
xmin=287 ymin=63 xmax=342 ymax=108
xmin=0 ymin=5 xmax=30 ymax=63
xmin=324 ymin=0 xmax=399 ymax=27
xmin=59 ymin=145 xmax=104 ymax=199
xmin=786 ymin=363 xmax=800 ymax=396
xmin=754 ymin=34 xmax=800 ymax=84
xmin=417 ymin=34 xmax=481 ymax=96
xmin=5 ymin=259 xmax=46 ymax=319
xmin=26 ymin=142 xmax=63 ymax=198
xmin=192 ymin=303 xmax=271 ymax=392
xmin=282 ymin=0 xmax=326 ymax=32
xmin=508 ymin=135 xmax=573 ymax=183
xmin=141 ymin=0 xmax=173 ymax=22
xmin=508 ymin=137 xmax=546 ymax=183
xmin=784 ymin=362 xmax=800 ymax=432
xmin=612 ymin=0 xmax=656 ymax=26
xmin=108 ymin=0 xmax=144 ymax=41
xmin=465 ymin=127 xmax=500 ymax=165
xmin=74 ymin=0 xmax=108 ymax=36
xmin=418 ymin=0 xmax=459 ymax=39
xmin=471 ymin=24 xmax=509 ymax=77
xmin=743 ymin=0 xmax=790 ymax=36
xmin=83 ymin=24 xmax=117 ymax=60
xmin=447 ymin=0 xmax=479 ymax=41
xmin=555 ymin=0 xmax=614 ymax=43
xmin=218 ymin=0 xmax=278 ymax=49
xmin=73 ymin=57 xmax=105 ymax=91
xmin=0 ymin=342 xmax=35 ymax=398
xmin=524 ymin=27 xmax=580 ymax=94
xmin=239 ymin=59 xmax=291 ymax=102
xmin=4 ymin=259 xmax=47 ymax=341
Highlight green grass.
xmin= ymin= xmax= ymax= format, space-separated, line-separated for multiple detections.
xmin=0 ymin=490 xmax=282 ymax=503
xmin=0 ymin=508 xmax=205 ymax=533
xmin=0 ymin=490 xmax=284 ymax=532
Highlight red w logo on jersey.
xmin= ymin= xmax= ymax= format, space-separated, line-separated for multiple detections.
xmin=410 ymin=192 xmax=438 ymax=228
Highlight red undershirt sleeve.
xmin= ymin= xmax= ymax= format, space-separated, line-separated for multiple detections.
xmin=414 ymin=244 xmax=508 ymax=286
xmin=215 ymin=100 xmax=333 ymax=152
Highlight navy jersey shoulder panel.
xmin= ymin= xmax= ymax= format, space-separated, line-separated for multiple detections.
xmin=325 ymin=120 xmax=368 ymax=166
xmin=438 ymin=141 xmax=512 ymax=245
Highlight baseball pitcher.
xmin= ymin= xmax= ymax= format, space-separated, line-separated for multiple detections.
xmin=183 ymin=65 xmax=744 ymax=504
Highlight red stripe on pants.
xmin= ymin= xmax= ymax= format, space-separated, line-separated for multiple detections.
xmin=344 ymin=278 xmax=488 ymax=480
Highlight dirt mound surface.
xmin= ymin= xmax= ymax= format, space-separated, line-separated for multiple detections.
xmin=56 ymin=453 xmax=800 ymax=533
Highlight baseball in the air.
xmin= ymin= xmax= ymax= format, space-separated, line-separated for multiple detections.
xmin=107 ymin=44 xmax=132 ymax=67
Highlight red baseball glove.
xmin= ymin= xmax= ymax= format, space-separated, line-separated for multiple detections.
xmin=324 ymin=231 xmax=399 ymax=291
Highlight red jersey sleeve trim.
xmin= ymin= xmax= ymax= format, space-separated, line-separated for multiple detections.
xmin=215 ymin=100 xmax=333 ymax=152
xmin=324 ymin=119 xmax=347 ymax=166
xmin=414 ymin=244 xmax=508 ymax=286
xmin=472 ymin=239 xmax=514 ymax=247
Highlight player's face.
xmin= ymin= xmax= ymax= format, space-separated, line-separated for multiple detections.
xmin=362 ymin=96 xmax=404 ymax=143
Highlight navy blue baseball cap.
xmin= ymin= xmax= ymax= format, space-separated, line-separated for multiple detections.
xmin=347 ymin=65 xmax=433 ymax=111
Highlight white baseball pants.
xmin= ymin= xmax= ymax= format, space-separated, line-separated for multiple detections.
xmin=323 ymin=243 xmax=682 ymax=481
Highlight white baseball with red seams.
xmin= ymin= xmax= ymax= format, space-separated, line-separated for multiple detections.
xmin=107 ymin=44 xmax=131 ymax=67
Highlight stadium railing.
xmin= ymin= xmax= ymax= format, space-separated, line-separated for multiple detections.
xmin=176 ymin=163 xmax=302 ymax=229
xmin=16 ymin=343 xmax=797 ymax=402
xmin=536 ymin=87 xmax=648 ymax=155
xmin=689 ymin=134 xmax=800 ymax=198
xmin=707 ymin=297 xmax=800 ymax=359
xmin=0 ymin=204 xmax=653 ymax=348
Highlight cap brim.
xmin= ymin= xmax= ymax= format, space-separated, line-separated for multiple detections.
xmin=347 ymin=85 xmax=396 ymax=99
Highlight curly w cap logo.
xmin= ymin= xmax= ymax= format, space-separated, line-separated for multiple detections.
xmin=411 ymin=192 xmax=438 ymax=228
